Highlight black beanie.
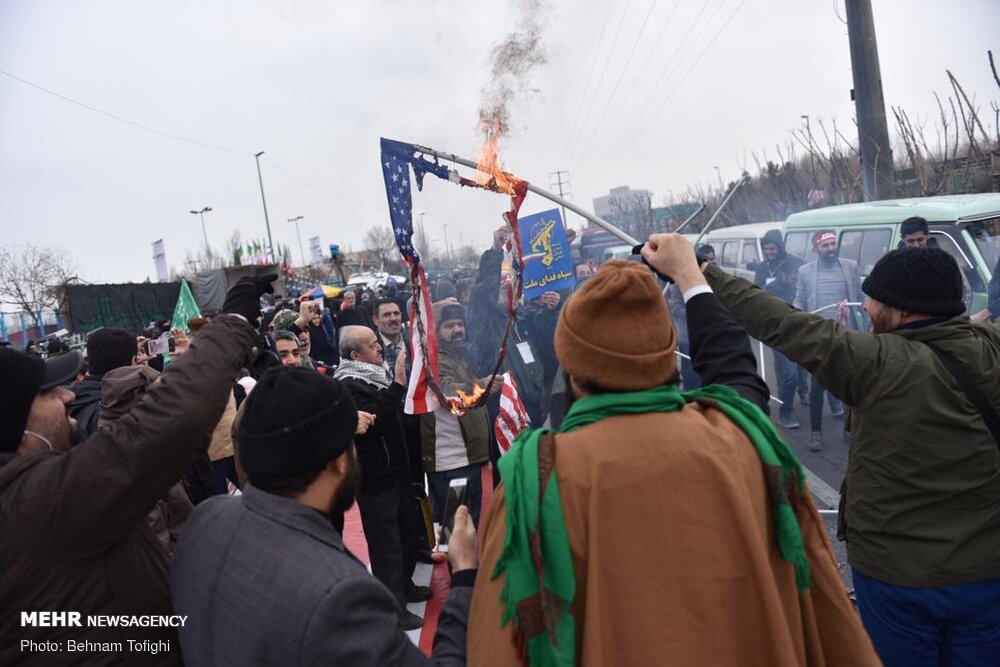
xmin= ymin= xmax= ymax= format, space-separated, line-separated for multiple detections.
xmin=0 ymin=348 xmax=46 ymax=452
xmin=861 ymin=247 xmax=965 ymax=317
xmin=238 ymin=367 xmax=358 ymax=482
xmin=436 ymin=304 xmax=465 ymax=327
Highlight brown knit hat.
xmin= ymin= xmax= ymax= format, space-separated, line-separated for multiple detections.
xmin=555 ymin=259 xmax=676 ymax=392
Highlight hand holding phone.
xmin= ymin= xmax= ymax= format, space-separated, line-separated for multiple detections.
xmin=437 ymin=477 xmax=468 ymax=552
xmin=447 ymin=506 xmax=478 ymax=573
xmin=145 ymin=337 xmax=176 ymax=356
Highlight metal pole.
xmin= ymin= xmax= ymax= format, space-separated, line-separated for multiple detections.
xmin=254 ymin=151 xmax=275 ymax=263
xmin=411 ymin=143 xmax=640 ymax=246
xmin=288 ymin=216 xmax=305 ymax=266
xmin=693 ymin=176 xmax=749 ymax=247
xmin=443 ymin=223 xmax=451 ymax=262
xmin=672 ymin=204 xmax=706 ymax=234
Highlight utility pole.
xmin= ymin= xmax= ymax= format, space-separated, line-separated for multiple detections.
xmin=254 ymin=151 xmax=276 ymax=263
xmin=549 ymin=170 xmax=571 ymax=226
xmin=845 ymin=0 xmax=894 ymax=201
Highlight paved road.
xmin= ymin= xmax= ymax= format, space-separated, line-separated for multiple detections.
xmin=754 ymin=343 xmax=855 ymax=592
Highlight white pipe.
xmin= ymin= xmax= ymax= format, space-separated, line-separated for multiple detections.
xmin=411 ymin=144 xmax=640 ymax=246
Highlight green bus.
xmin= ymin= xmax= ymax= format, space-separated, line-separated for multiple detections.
xmin=783 ymin=195 xmax=1000 ymax=315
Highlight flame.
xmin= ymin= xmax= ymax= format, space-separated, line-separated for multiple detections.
xmin=475 ymin=114 xmax=518 ymax=195
xmin=447 ymin=383 xmax=487 ymax=415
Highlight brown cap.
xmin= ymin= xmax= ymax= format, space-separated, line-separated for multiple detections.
xmin=555 ymin=259 xmax=676 ymax=392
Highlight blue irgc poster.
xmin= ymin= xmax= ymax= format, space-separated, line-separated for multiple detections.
xmin=518 ymin=208 xmax=575 ymax=300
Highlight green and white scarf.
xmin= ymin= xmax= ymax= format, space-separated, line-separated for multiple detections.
xmin=493 ymin=383 xmax=810 ymax=667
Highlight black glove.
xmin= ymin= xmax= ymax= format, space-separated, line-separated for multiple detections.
xmin=631 ymin=244 xmax=708 ymax=284
xmin=222 ymin=273 xmax=278 ymax=323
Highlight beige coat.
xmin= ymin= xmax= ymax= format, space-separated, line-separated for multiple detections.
xmin=468 ymin=404 xmax=880 ymax=666
xmin=208 ymin=391 xmax=237 ymax=462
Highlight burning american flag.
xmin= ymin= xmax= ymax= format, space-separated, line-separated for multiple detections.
xmin=494 ymin=371 xmax=531 ymax=455
xmin=380 ymin=138 xmax=451 ymax=414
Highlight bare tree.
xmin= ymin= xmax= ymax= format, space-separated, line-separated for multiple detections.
xmin=363 ymin=225 xmax=397 ymax=268
xmin=0 ymin=245 xmax=78 ymax=328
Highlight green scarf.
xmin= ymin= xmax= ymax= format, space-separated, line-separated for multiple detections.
xmin=493 ymin=383 xmax=810 ymax=667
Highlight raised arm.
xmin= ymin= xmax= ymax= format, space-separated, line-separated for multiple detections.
xmin=700 ymin=263 xmax=884 ymax=407
xmin=22 ymin=315 xmax=258 ymax=559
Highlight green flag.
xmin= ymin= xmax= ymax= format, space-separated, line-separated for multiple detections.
xmin=172 ymin=279 xmax=202 ymax=333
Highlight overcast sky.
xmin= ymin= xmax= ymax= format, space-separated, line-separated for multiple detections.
xmin=2 ymin=0 xmax=997 ymax=284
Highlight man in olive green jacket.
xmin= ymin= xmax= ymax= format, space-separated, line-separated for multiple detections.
xmin=420 ymin=301 xmax=493 ymax=525
xmin=644 ymin=237 xmax=1000 ymax=667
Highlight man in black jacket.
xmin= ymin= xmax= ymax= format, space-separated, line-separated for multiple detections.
xmin=68 ymin=327 xmax=137 ymax=439
xmin=0 ymin=274 xmax=274 ymax=667
xmin=753 ymin=230 xmax=805 ymax=429
xmin=334 ymin=325 xmax=426 ymax=631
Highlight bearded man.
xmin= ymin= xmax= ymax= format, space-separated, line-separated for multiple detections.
xmin=172 ymin=367 xmax=479 ymax=665
xmin=467 ymin=255 xmax=878 ymax=666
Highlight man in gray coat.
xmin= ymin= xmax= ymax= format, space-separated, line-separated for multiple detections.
xmin=794 ymin=229 xmax=861 ymax=449
xmin=171 ymin=366 xmax=478 ymax=665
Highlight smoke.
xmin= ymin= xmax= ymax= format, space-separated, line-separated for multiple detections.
xmin=478 ymin=1 xmax=548 ymax=143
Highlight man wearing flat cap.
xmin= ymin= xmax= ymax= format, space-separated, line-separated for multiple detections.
xmin=644 ymin=236 xmax=1000 ymax=666
xmin=468 ymin=257 xmax=878 ymax=666
xmin=172 ymin=367 xmax=479 ymax=665
xmin=0 ymin=274 xmax=275 ymax=666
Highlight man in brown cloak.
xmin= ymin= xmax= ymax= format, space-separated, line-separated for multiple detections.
xmin=467 ymin=247 xmax=878 ymax=665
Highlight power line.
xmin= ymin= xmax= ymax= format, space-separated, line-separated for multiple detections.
xmin=563 ymin=0 xmax=633 ymax=168
xmin=573 ymin=0 xmax=719 ymax=179
xmin=0 ymin=69 xmax=249 ymax=156
xmin=262 ymin=158 xmax=380 ymax=208
xmin=571 ymin=0 xmax=682 ymax=171
xmin=558 ymin=1 xmax=618 ymax=165
xmin=569 ymin=0 xmax=662 ymax=171
xmin=581 ymin=0 xmax=749 ymax=189
xmin=1 ymin=68 xmax=380 ymax=209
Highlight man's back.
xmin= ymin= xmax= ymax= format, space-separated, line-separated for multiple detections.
xmin=172 ymin=486 xmax=432 ymax=666
xmin=469 ymin=404 xmax=876 ymax=666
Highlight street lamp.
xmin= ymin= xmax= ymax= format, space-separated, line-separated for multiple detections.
xmin=254 ymin=151 xmax=275 ymax=264
xmin=288 ymin=215 xmax=305 ymax=266
xmin=443 ymin=223 xmax=451 ymax=262
xmin=714 ymin=166 xmax=723 ymax=191
xmin=189 ymin=206 xmax=212 ymax=253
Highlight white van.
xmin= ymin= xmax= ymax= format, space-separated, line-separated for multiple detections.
xmin=703 ymin=222 xmax=783 ymax=282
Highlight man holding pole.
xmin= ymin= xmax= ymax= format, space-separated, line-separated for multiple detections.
xmin=794 ymin=230 xmax=860 ymax=450
xmin=651 ymin=235 xmax=1000 ymax=666
xmin=468 ymin=256 xmax=877 ymax=665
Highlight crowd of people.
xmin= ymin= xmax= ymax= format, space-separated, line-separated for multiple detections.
xmin=1 ymin=219 xmax=999 ymax=666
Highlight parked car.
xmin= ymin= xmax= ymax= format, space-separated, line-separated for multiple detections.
xmin=703 ymin=222 xmax=782 ymax=282
xmin=783 ymin=194 xmax=1000 ymax=314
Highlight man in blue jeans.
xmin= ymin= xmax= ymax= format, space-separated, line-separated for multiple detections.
xmin=697 ymin=244 xmax=1000 ymax=666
